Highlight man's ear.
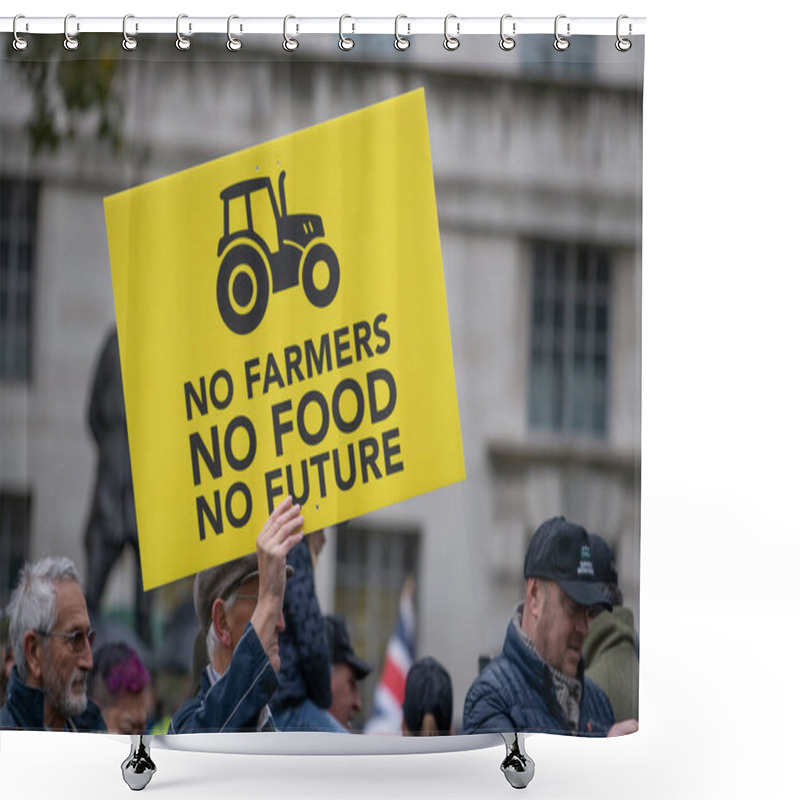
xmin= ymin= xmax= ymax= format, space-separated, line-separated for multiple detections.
xmin=526 ymin=577 xmax=545 ymax=618
xmin=211 ymin=598 xmax=233 ymax=648
xmin=23 ymin=630 xmax=44 ymax=683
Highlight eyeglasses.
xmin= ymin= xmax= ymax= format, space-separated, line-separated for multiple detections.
xmin=35 ymin=628 xmax=95 ymax=653
xmin=559 ymin=593 xmax=605 ymax=622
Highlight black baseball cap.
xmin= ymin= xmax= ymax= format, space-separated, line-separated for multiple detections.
xmin=524 ymin=517 xmax=611 ymax=611
xmin=325 ymin=614 xmax=371 ymax=680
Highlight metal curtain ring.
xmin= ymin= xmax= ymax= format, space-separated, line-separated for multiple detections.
xmin=122 ymin=14 xmax=138 ymax=51
xmin=12 ymin=15 xmax=28 ymax=51
xmin=394 ymin=15 xmax=410 ymax=51
xmin=553 ymin=14 xmax=570 ymax=51
xmin=443 ymin=14 xmax=460 ymax=51
xmin=615 ymin=15 xmax=632 ymax=52
xmin=176 ymin=14 xmax=191 ymax=50
xmin=499 ymin=14 xmax=516 ymax=51
xmin=283 ymin=15 xmax=299 ymax=51
xmin=339 ymin=14 xmax=354 ymax=51
xmin=227 ymin=15 xmax=242 ymax=51
xmin=64 ymin=13 xmax=79 ymax=51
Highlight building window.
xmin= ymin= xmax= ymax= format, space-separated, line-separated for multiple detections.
xmin=334 ymin=524 xmax=419 ymax=722
xmin=1 ymin=492 xmax=32 ymax=610
xmin=1 ymin=178 xmax=38 ymax=380
xmin=528 ymin=242 xmax=612 ymax=436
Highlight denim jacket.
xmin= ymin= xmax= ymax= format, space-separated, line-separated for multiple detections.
xmin=169 ymin=621 xmax=280 ymax=733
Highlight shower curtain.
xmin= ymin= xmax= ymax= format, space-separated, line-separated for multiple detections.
xmin=0 ymin=14 xmax=643 ymax=762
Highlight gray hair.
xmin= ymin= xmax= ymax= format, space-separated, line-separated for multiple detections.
xmin=6 ymin=557 xmax=82 ymax=682
xmin=205 ymin=592 xmax=239 ymax=662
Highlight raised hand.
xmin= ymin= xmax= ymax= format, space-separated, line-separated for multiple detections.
xmin=249 ymin=496 xmax=304 ymax=657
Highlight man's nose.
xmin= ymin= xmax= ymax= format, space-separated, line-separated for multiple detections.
xmin=575 ymin=611 xmax=590 ymax=636
xmin=79 ymin=646 xmax=93 ymax=670
xmin=277 ymin=610 xmax=286 ymax=633
xmin=353 ymin=690 xmax=362 ymax=712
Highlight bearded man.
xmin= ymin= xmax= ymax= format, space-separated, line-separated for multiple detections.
xmin=0 ymin=557 xmax=105 ymax=731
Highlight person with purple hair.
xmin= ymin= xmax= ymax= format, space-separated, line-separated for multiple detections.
xmin=89 ymin=642 xmax=151 ymax=734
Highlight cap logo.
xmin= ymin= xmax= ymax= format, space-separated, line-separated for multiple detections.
xmin=577 ymin=544 xmax=595 ymax=577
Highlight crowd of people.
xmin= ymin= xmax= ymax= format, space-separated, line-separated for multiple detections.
xmin=0 ymin=498 xmax=638 ymax=738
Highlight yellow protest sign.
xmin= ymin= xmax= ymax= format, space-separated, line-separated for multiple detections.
xmin=105 ymin=89 xmax=465 ymax=590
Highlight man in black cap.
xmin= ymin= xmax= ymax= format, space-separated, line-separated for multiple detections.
xmin=462 ymin=517 xmax=638 ymax=737
xmin=324 ymin=613 xmax=371 ymax=730
xmin=169 ymin=496 xmax=303 ymax=733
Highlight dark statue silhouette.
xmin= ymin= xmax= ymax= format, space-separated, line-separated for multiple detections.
xmin=83 ymin=327 xmax=151 ymax=646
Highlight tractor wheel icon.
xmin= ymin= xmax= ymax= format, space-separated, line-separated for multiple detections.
xmin=302 ymin=242 xmax=340 ymax=308
xmin=216 ymin=170 xmax=340 ymax=335
xmin=217 ymin=243 xmax=270 ymax=335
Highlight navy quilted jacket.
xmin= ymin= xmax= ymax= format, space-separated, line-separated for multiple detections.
xmin=1 ymin=666 xmax=107 ymax=731
xmin=463 ymin=613 xmax=615 ymax=736
xmin=269 ymin=536 xmax=332 ymax=713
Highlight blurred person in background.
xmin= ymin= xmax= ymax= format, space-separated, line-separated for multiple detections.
xmin=325 ymin=613 xmax=372 ymax=729
xmin=401 ymin=656 xmax=453 ymax=736
xmin=1 ymin=614 xmax=15 ymax=708
xmin=582 ymin=533 xmax=639 ymax=722
xmin=89 ymin=641 xmax=150 ymax=734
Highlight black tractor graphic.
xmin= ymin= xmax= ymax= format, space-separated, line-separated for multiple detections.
xmin=216 ymin=170 xmax=340 ymax=334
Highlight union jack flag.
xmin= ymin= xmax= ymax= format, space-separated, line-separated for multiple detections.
xmin=363 ymin=575 xmax=416 ymax=734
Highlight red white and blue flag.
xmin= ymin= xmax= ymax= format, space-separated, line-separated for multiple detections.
xmin=363 ymin=575 xmax=416 ymax=734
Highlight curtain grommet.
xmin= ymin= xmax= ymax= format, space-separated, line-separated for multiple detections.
xmin=554 ymin=14 xmax=570 ymax=51
xmin=13 ymin=15 xmax=29 ymax=51
xmin=64 ymin=13 xmax=80 ymax=51
xmin=339 ymin=14 xmax=355 ymax=51
xmin=394 ymin=15 xmax=410 ymax=51
xmin=500 ymin=14 xmax=516 ymax=51
xmin=443 ymin=14 xmax=460 ymax=51
xmin=176 ymin=14 xmax=191 ymax=51
xmin=227 ymin=15 xmax=242 ymax=51
xmin=283 ymin=15 xmax=299 ymax=51
xmin=122 ymin=14 xmax=138 ymax=51
xmin=615 ymin=15 xmax=632 ymax=52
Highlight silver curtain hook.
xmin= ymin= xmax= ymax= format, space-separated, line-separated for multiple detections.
xmin=12 ymin=14 xmax=28 ymax=51
xmin=227 ymin=15 xmax=242 ymax=51
xmin=554 ymin=14 xmax=570 ymax=51
xmin=283 ymin=15 xmax=299 ymax=51
xmin=176 ymin=14 xmax=191 ymax=50
xmin=122 ymin=14 xmax=138 ymax=51
xmin=339 ymin=14 xmax=355 ymax=51
xmin=615 ymin=14 xmax=632 ymax=52
xmin=499 ymin=14 xmax=516 ymax=51
xmin=443 ymin=14 xmax=460 ymax=51
xmin=394 ymin=15 xmax=410 ymax=51
xmin=64 ymin=13 xmax=79 ymax=51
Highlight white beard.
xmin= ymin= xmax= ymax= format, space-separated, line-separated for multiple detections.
xmin=42 ymin=653 xmax=88 ymax=722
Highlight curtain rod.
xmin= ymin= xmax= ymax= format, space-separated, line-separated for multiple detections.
xmin=1 ymin=15 xmax=646 ymax=38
